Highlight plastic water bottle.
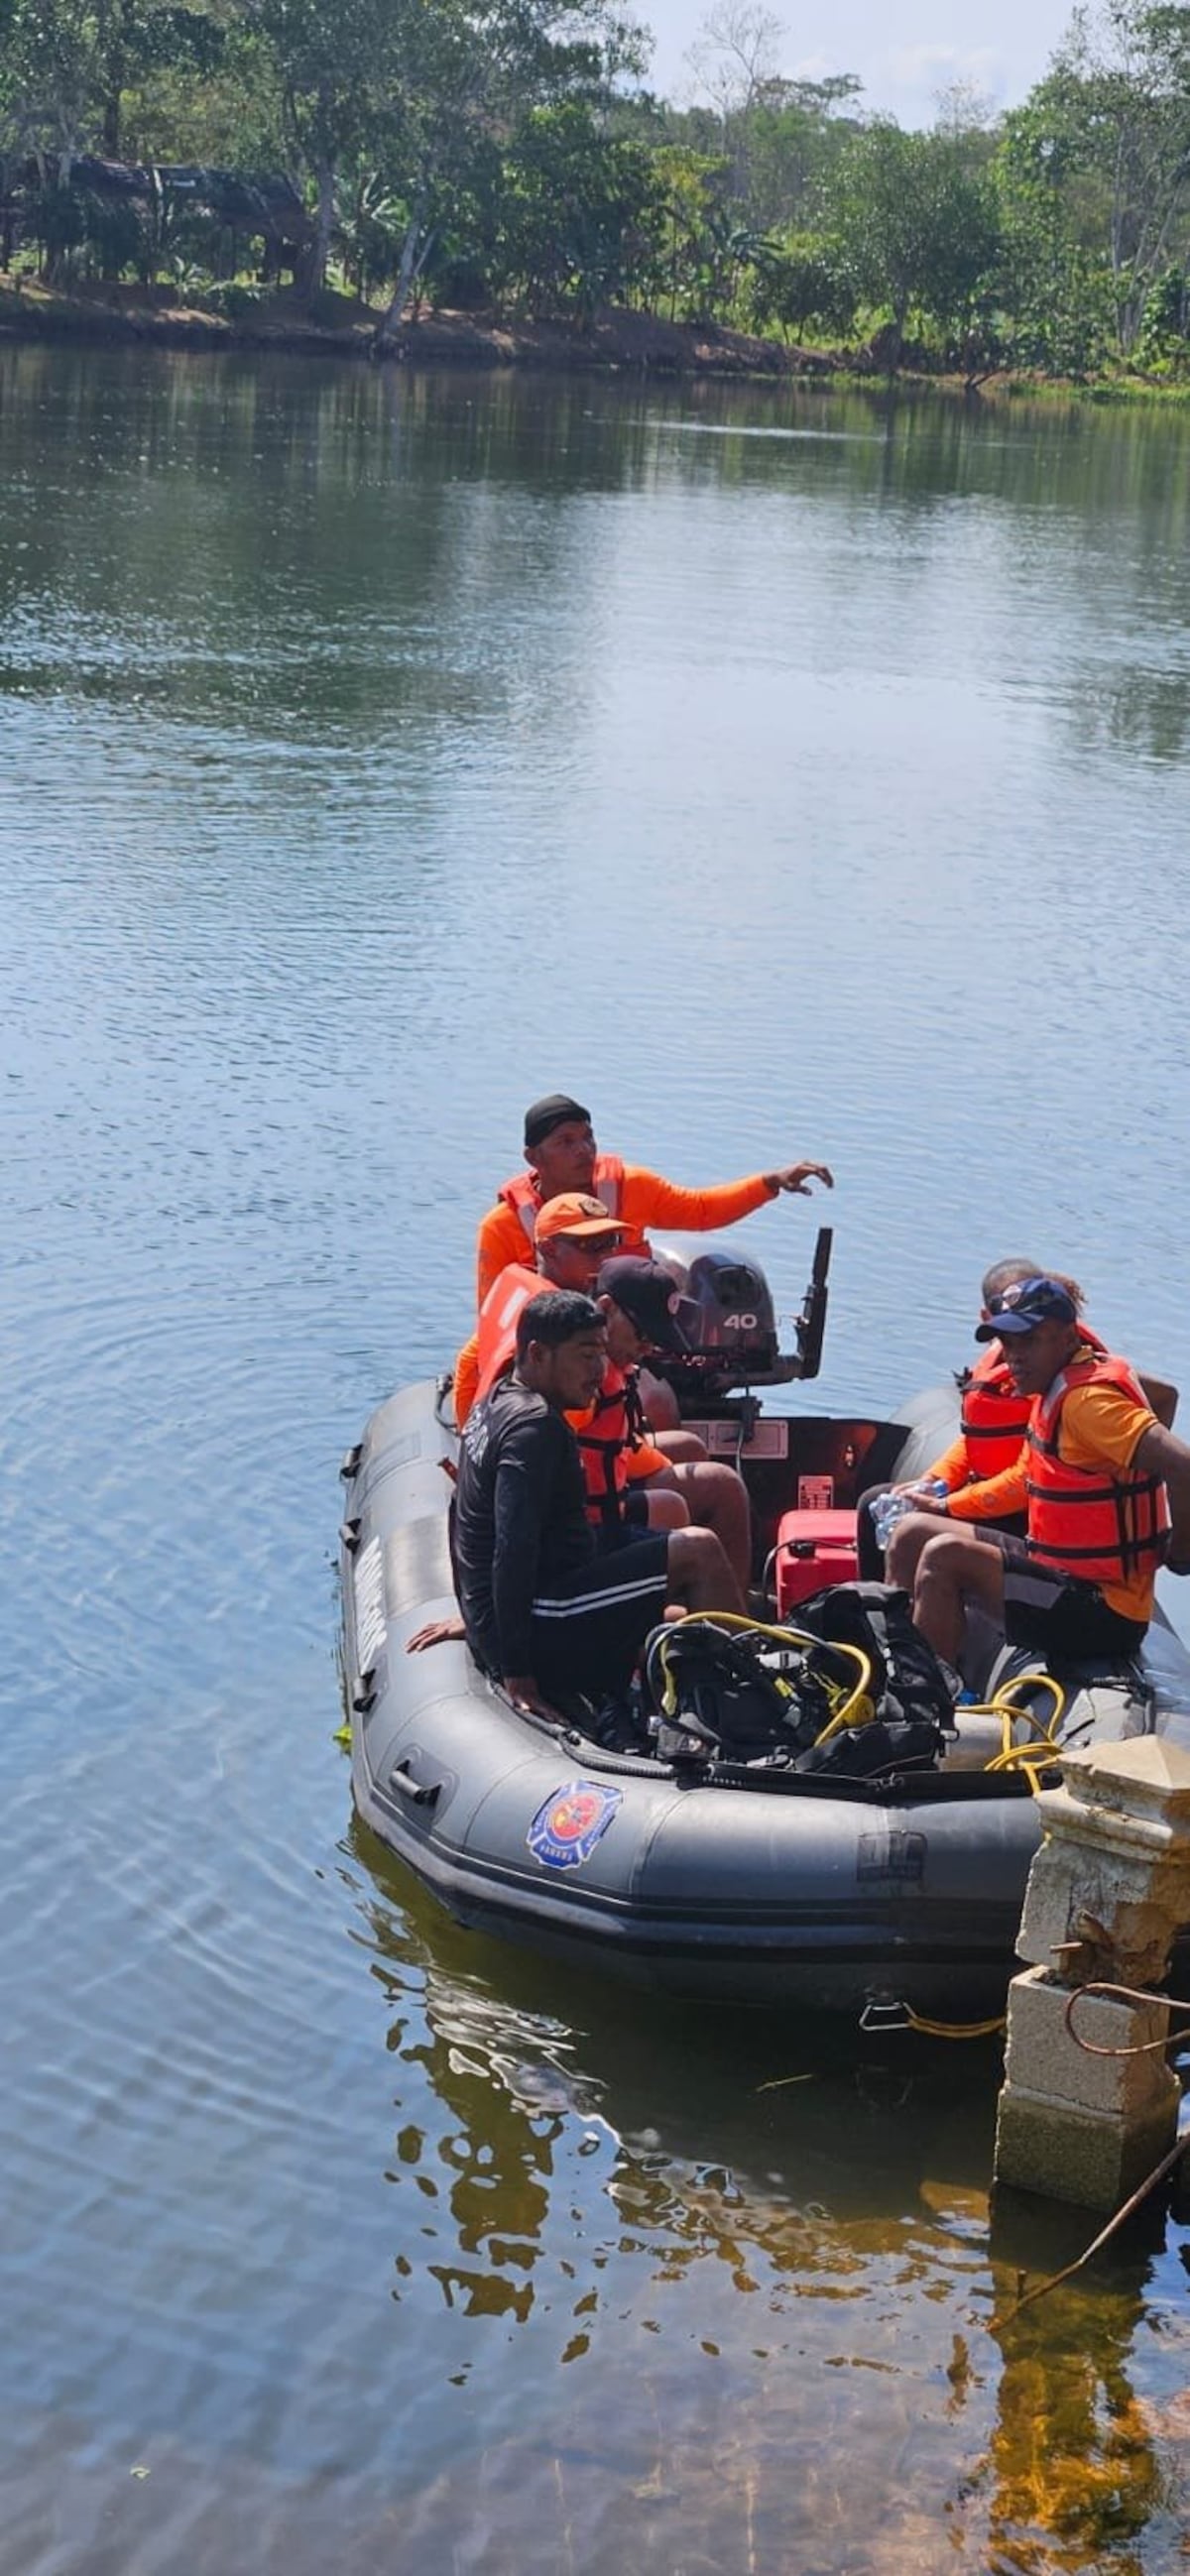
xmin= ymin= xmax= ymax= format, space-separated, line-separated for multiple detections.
xmin=870 ymin=1480 xmax=949 ymax=1555
xmin=869 ymin=1491 xmax=909 ymax=1553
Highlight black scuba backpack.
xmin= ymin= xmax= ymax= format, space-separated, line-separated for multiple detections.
xmin=791 ymin=1581 xmax=957 ymax=1736
xmin=642 ymin=1587 xmax=955 ymax=1779
xmin=643 ymin=1620 xmax=816 ymax=1762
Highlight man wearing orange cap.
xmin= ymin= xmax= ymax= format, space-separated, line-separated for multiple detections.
xmin=475 ymin=1095 xmax=834 ymax=1306
xmin=455 ymin=1198 xmax=753 ymax=1581
xmin=455 ymin=1193 xmax=638 ymax=1430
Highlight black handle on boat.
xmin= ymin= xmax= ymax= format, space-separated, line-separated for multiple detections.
xmin=339 ymin=1517 xmax=362 ymax=1554
xmin=340 ymin=1441 xmax=363 ymax=1482
xmin=789 ymin=1226 xmax=832 ymax=1381
xmin=389 ymin=1763 xmax=440 ymax=1807
xmin=352 ymin=1669 xmax=377 ymax=1712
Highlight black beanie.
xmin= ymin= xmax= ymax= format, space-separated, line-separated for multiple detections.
xmin=523 ymin=1095 xmax=591 ymax=1152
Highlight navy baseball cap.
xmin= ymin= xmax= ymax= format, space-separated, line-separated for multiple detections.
xmin=595 ymin=1256 xmax=696 ymax=1353
xmin=975 ymin=1276 xmax=1078 ymax=1341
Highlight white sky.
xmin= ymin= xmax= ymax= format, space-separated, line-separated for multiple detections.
xmin=644 ymin=0 xmax=1079 ymax=123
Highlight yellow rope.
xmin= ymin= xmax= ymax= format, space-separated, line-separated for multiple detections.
xmin=952 ymin=1670 xmax=1069 ymax=1781
xmin=861 ymin=1999 xmax=1007 ymax=2040
xmin=901 ymin=2009 xmax=1007 ymax=2040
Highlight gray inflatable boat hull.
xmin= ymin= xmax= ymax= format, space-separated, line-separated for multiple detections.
xmin=340 ymin=1380 xmax=1190 ymax=2015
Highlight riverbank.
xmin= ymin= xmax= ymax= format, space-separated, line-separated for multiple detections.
xmin=0 ymin=275 xmax=837 ymax=379
xmin=2 ymin=273 xmax=1186 ymax=401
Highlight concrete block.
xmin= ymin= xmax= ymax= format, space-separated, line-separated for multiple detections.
xmin=1016 ymin=1825 xmax=1190 ymax=1981
xmin=995 ymin=2080 xmax=1178 ymax=2212
xmin=1018 ymin=1883 xmax=1190 ymax=1985
xmin=1014 ymin=1849 xmax=1084 ymax=1969
xmin=1061 ymin=1735 xmax=1190 ymax=1817
xmin=1003 ymin=1967 xmax=1176 ymax=2121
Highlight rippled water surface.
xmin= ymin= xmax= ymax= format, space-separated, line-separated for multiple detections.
xmin=4 ymin=344 xmax=1190 ymax=2573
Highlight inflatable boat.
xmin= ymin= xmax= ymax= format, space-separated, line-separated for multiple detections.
xmin=339 ymin=1236 xmax=1190 ymax=2016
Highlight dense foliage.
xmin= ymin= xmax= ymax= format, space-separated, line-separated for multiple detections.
xmin=2 ymin=0 xmax=1189 ymax=375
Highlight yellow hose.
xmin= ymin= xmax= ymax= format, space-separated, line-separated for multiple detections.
xmin=657 ymin=1609 xmax=875 ymax=1741
xmin=953 ymin=1670 xmax=1068 ymax=1780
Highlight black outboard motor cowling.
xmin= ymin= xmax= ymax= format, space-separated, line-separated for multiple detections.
xmin=653 ymin=1229 xmax=832 ymax=1404
xmin=682 ymin=1250 xmax=779 ymax=1373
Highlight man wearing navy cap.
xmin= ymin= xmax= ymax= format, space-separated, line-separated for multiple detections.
xmin=578 ymin=1255 xmax=753 ymax=1591
xmin=888 ymin=1278 xmax=1190 ymax=1671
xmin=474 ymin=1094 xmax=833 ymax=1305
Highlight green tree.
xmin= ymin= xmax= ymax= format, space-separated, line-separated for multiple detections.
xmin=372 ymin=0 xmax=647 ymax=342
xmin=747 ymin=229 xmax=855 ymax=340
xmin=683 ymin=7 xmax=863 ymax=231
xmin=1135 ymin=258 xmax=1190 ymax=361
xmin=644 ymin=140 xmax=723 ymax=317
xmin=491 ymin=100 xmax=662 ymax=316
xmin=995 ymin=88 xmax=1117 ymax=373
xmin=738 ymin=79 xmax=864 ymax=233
xmin=0 ymin=0 xmax=224 ymax=168
xmin=247 ymin=0 xmax=401 ymax=290
xmin=1 ymin=0 xmax=103 ymax=172
xmin=1031 ymin=3 xmax=1190 ymax=354
xmin=829 ymin=121 xmax=1003 ymax=363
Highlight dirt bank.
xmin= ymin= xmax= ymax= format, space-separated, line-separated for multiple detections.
xmin=0 ymin=277 xmax=841 ymax=379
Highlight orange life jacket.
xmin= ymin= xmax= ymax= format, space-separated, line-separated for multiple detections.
xmin=957 ymin=1327 xmax=1106 ymax=1480
xmin=474 ymin=1263 xmax=541 ymax=1409
xmin=498 ymin=1155 xmax=647 ymax=1256
xmin=1025 ymin=1350 xmax=1168 ymax=1586
xmin=573 ymin=1363 xmax=650 ymax=1530
xmin=956 ymin=1348 xmax=1034 ymax=1479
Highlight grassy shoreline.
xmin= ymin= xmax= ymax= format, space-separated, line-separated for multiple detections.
xmin=2 ymin=274 xmax=1188 ymax=404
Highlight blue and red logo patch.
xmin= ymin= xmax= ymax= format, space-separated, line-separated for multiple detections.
xmin=528 ymin=1780 xmax=622 ymax=1871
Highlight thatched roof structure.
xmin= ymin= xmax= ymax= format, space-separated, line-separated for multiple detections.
xmin=18 ymin=156 xmax=311 ymax=250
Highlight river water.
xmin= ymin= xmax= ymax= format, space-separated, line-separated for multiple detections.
xmin=4 ymin=343 xmax=1190 ymax=2573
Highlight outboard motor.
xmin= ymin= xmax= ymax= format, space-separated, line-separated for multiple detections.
xmin=681 ymin=1250 xmax=780 ymax=1376
xmin=654 ymin=1228 xmax=832 ymax=1406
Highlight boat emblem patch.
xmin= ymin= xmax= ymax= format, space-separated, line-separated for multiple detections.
xmin=528 ymin=1781 xmax=622 ymax=1871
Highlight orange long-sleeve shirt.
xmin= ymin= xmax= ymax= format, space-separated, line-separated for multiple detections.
xmin=926 ymin=1439 xmax=1029 ymax=1523
xmin=924 ymin=1379 xmax=1159 ymax=1618
xmin=476 ymin=1165 xmax=776 ymax=1306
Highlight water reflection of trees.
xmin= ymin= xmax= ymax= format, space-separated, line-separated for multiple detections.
xmin=352 ymin=1817 xmax=1005 ymax=2337
xmin=346 ymin=1823 xmax=1190 ymax=2571
xmin=7 ymin=345 xmax=1190 ymax=802
xmin=0 ymin=345 xmax=658 ymax=750
xmin=968 ymin=2194 xmax=1169 ymax=2575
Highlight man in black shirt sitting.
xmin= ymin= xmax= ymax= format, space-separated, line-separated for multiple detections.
xmin=451 ymin=1289 xmax=742 ymax=1721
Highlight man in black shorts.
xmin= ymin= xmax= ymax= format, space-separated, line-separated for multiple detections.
xmin=887 ymin=1277 xmax=1190 ymax=1673
xmin=451 ymin=1288 xmax=742 ymax=1720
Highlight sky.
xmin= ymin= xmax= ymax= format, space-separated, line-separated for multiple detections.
xmin=643 ymin=0 xmax=1079 ymax=124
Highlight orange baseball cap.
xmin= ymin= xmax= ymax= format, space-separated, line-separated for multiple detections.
xmin=535 ymin=1191 xmax=628 ymax=1246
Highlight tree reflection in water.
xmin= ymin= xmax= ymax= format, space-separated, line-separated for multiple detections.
xmin=971 ymin=2194 xmax=1171 ymax=2575
xmin=346 ymin=1820 xmax=1188 ymax=2569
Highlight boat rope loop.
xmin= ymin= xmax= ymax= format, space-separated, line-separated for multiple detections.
xmin=859 ymin=1999 xmax=1007 ymax=2040
xmin=860 ymin=1967 xmax=1190 ymax=2057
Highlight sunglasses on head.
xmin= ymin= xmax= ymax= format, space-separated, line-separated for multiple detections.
xmin=987 ymin=1282 xmax=1033 ymax=1316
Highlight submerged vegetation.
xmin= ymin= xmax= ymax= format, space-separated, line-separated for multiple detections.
xmin=2 ymin=0 xmax=1190 ymax=384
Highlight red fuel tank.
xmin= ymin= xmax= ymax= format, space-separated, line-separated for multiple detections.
xmin=774 ymin=1509 xmax=858 ymax=1617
